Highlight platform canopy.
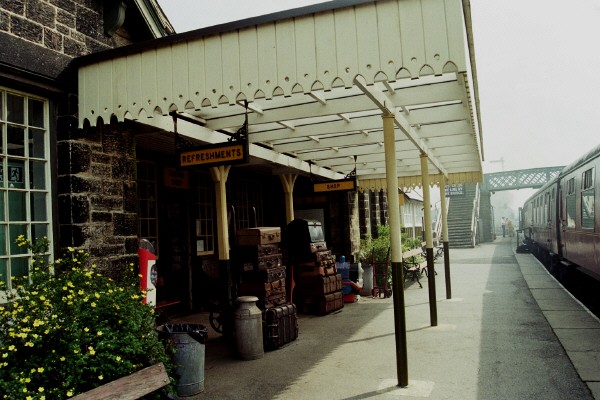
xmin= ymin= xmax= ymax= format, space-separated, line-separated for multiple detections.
xmin=77 ymin=0 xmax=483 ymax=190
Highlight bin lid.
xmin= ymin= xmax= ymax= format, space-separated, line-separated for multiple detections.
xmin=159 ymin=323 xmax=208 ymax=344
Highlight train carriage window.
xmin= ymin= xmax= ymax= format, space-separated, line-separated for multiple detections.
xmin=581 ymin=168 xmax=595 ymax=229
xmin=566 ymin=177 xmax=576 ymax=228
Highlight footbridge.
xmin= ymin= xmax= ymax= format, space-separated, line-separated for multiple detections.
xmin=483 ymin=166 xmax=565 ymax=192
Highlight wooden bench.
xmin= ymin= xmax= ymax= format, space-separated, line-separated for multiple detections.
xmin=72 ymin=362 xmax=170 ymax=400
xmin=402 ymin=248 xmax=426 ymax=288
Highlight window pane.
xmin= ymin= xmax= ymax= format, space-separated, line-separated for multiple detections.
xmin=8 ymin=191 xmax=26 ymax=221
xmin=566 ymin=195 xmax=576 ymax=228
xmin=28 ymin=99 xmax=44 ymax=128
xmin=30 ymin=192 xmax=47 ymax=221
xmin=0 ymin=190 xmax=4 ymax=221
xmin=7 ymin=160 xmax=25 ymax=188
xmin=0 ymin=225 xmax=5 ymax=256
xmin=29 ymin=160 xmax=46 ymax=189
xmin=29 ymin=128 xmax=46 ymax=158
xmin=582 ymin=190 xmax=595 ymax=229
xmin=10 ymin=257 xmax=28 ymax=278
xmin=6 ymin=93 xmax=24 ymax=124
xmin=31 ymin=224 xmax=48 ymax=241
xmin=7 ymin=125 xmax=25 ymax=156
xmin=9 ymin=224 xmax=27 ymax=255
xmin=0 ymin=258 xmax=6 ymax=286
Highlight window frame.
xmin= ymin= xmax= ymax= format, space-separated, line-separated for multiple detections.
xmin=0 ymin=87 xmax=53 ymax=297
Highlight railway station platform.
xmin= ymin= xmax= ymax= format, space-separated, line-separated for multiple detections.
xmin=170 ymin=237 xmax=600 ymax=399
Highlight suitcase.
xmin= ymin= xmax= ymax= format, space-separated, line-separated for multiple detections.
xmin=296 ymin=274 xmax=343 ymax=296
xmin=309 ymin=242 xmax=328 ymax=253
xmin=240 ymin=265 xmax=287 ymax=283
xmin=297 ymin=262 xmax=337 ymax=278
xmin=239 ymin=278 xmax=286 ymax=296
xmin=263 ymin=303 xmax=298 ymax=350
xmin=236 ymin=227 xmax=281 ymax=246
xmin=263 ymin=292 xmax=287 ymax=309
xmin=239 ymin=254 xmax=282 ymax=272
xmin=301 ymin=291 xmax=343 ymax=315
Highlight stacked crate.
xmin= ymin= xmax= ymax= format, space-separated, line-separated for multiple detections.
xmin=286 ymin=219 xmax=344 ymax=315
xmin=234 ymin=227 xmax=298 ymax=350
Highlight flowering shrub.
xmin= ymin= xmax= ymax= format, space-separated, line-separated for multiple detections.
xmin=0 ymin=236 xmax=172 ymax=399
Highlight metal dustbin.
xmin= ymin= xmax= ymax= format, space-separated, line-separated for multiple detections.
xmin=158 ymin=323 xmax=208 ymax=397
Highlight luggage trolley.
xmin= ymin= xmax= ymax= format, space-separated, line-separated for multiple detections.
xmin=371 ymin=247 xmax=392 ymax=298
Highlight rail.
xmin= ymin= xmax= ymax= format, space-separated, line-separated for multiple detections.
xmin=471 ymin=183 xmax=480 ymax=246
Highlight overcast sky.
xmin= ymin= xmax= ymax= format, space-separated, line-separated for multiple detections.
xmin=157 ymin=0 xmax=600 ymax=175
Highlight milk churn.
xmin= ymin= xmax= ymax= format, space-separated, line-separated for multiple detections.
xmin=234 ymin=296 xmax=264 ymax=360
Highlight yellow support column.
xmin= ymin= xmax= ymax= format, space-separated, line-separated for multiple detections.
xmin=383 ymin=112 xmax=408 ymax=388
xmin=439 ymin=175 xmax=451 ymax=299
xmin=279 ymin=174 xmax=298 ymax=224
xmin=420 ymin=153 xmax=438 ymax=327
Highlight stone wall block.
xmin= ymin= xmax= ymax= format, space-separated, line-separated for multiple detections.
xmin=0 ymin=10 xmax=9 ymax=31
xmin=11 ymin=15 xmax=43 ymax=43
xmin=70 ymin=194 xmax=90 ymax=223
xmin=57 ymin=194 xmax=72 ymax=224
xmin=123 ymin=181 xmax=138 ymax=213
xmin=0 ymin=0 xmax=25 ymax=14
xmin=101 ymin=180 xmax=123 ymax=197
xmin=63 ymin=35 xmax=86 ymax=56
xmin=113 ymin=213 xmax=138 ymax=236
xmin=26 ymin=0 xmax=56 ymax=28
xmin=49 ymin=0 xmax=76 ymax=14
xmin=44 ymin=27 xmax=62 ymax=51
xmin=91 ymin=211 xmax=112 ymax=223
xmin=90 ymin=196 xmax=122 ymax=211
xmin=56 ymin=9 xmax=75 ymax=27
xmin=75 ymin=5 xmax=99 ymax=37
xmin=125 ymin=237 xmax=139 ymax=254
xmin=69 ymin=141 xmax=92 ymax=174
xmin=60 ymin=224 xmax=90 ymax=248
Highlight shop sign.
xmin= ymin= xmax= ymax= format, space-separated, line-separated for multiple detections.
xmin=313 ymin=178 xmax=357 ymax=193
xmin=178 ymin=140 xmax=248 ymax=168
xmin=445 ymin=184 xmax=465 ymax=196
xmin=164 ymin=167 xmax=189 ymax=189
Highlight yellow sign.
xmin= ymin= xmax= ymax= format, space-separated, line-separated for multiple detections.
xmin=178 ymin=141 xmax=248 ymax=168
xmin=313 ymin=179 xmax=357 ymax=193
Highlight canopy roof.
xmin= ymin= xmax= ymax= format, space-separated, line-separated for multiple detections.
xmin=77 ymin=0 xmax=483 ymax=190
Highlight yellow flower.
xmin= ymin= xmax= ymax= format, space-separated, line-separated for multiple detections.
xmin=97 ymin=331 xmax=103 ymax=336
xmin=98 ymin=375 xmax=104 ymax=380
xmin=8 ymin=345 xmax=15 ymax=351
xmin=88 ymin=346 xmax=95 ymax=355
xmin=25 ymin=342 xmax=34 ymax=347
xmin=90 ymin=302 xmax=96 ymax=308
xmin=68 ymin=247 xmax=74 ymax=252
xmin=67 ymin=390 xmax=74 ymax=397
xmin=1 ymin=353 xmax=6 ymax=358
xmin=38 ymin=387 xmax=44 ymax=393
xmin=115 ymin=356 xmax=121 ymax=362
xmin=60 ymin=357 xmax=66 ymax=362
xmin=84 ymin=327 xmax=90 ymax=332
xmin=37 ymin=367 xmax=44 ymax=373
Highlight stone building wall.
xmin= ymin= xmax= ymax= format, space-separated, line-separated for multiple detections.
xmin=0 ymin=0 xmax=150 ymax=279
xmin=0 ymin=0 xmax=133 ymax=59
xmin=57 ymin=120 xmax=138 ymax=279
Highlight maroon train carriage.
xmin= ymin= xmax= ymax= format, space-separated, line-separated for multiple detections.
xmin=522 ymin=143 xmax=600 ymax=282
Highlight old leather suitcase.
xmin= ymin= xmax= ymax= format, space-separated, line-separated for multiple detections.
xmin=263 ymin=303 xmax=299 ymax=350
xmin=241 ymin=265 xmax=287 ymax=283
xmin=239 ymin=254 xmax=282 ymax=272
xmin=264 ymin=292 xmax=287 ymax=309
xmin=297 ymin=262 xmax=337 ymax=278
xmin=295 ymin=274 xmax=343 ymax=296
xmin=235 ymin=227 xmax=281 ymax=246
xmin=301 ymin=291 xmax=343 ymax=315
